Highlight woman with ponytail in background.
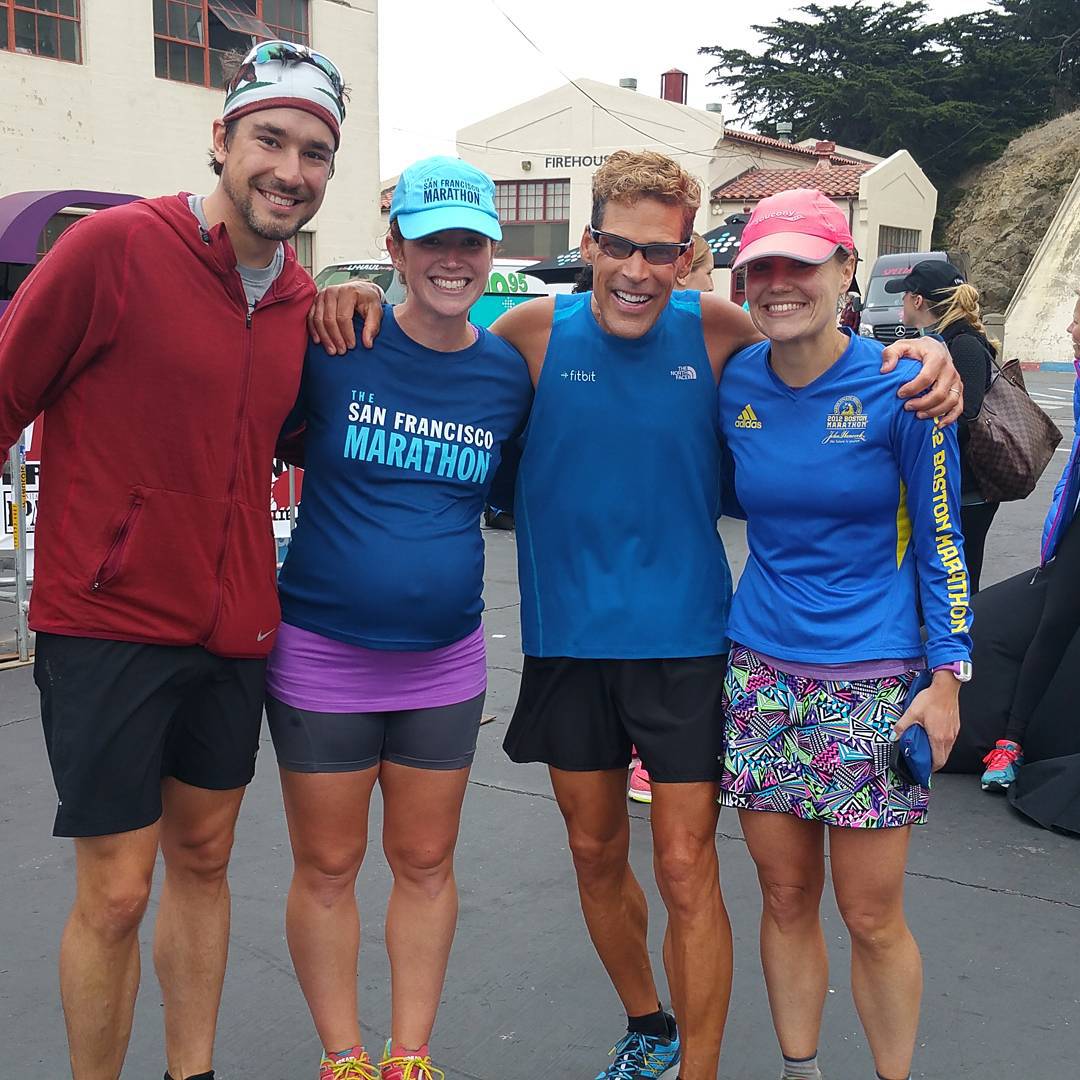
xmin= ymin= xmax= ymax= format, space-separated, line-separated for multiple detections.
xmin=886 ymin=261 xmax=999 ymax=592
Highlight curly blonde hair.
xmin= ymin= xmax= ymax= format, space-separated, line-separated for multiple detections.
xmin=688 ymin=232 xmax=713 ymax=274
xmin=591 ymin=150 xmax=700 ymax=239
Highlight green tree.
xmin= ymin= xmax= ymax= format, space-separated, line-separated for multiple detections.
xmin=699 ymin=0 xmax=1066 ymax=190
xmin=997 ymin=0 xmax=1080 ymax=109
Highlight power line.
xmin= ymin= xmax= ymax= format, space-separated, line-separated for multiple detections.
xmin=486 ymin=0 xmax=723 ymax=161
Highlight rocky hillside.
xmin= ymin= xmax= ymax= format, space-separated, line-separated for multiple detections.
xmin=943 ymin=109 xmax=1080 ymax=313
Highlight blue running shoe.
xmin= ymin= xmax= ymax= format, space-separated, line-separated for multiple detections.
xmin=981 ymin=739 xmax=1023 ymax=791
xmin=594 ymin=1020 xmax=680 ymax=1080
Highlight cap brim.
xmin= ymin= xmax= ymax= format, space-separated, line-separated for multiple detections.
xmin=395 ymin=205 xmax=502 ymax=242
xmin=732 ymin=233 xmax=845 ymax=270
xmin=882 ymin=277 xmax=912 ymax=294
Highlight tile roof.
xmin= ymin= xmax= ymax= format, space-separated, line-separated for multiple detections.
xmin=722 ymin=128 xmax=864 ymax=165
xmin=711 ymin=164 xmax=872 ymax=200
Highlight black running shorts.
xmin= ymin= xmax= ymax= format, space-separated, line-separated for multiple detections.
xmin=265 ymin=691 xmax=485 ymax=773
xmin=34 ymin=633 xmax=266 ymax=838
xmin=503 ymin=655 xmax=727 ymax=782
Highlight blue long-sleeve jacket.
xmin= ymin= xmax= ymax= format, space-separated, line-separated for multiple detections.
xmin=1040 ymin=362 xmax=1080 ymax=565
xmin=719 ymin=334 xmax=972 ymax=668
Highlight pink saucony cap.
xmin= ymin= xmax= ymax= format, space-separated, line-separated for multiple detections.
xmin=732 ymin=188 xmax=854 ymax=270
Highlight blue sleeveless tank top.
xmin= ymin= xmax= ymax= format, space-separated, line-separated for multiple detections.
xmin=515 ymin=291 xmax=732 ymax=658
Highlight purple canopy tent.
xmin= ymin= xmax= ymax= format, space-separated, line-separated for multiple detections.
xmin=0 ymin=189 xmax=141 ymax=316
xmin=1 ymin=191 xmax=140 ymax=662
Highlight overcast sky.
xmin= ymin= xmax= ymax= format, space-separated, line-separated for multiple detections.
xmin=377 ymin=0 xmax=992 ymax=180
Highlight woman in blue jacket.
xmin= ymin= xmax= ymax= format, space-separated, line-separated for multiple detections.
xmin=980 ymin=289 xmax=1080 ymax=791
xmin=716 ymin=189 xmax=972 ymax=1080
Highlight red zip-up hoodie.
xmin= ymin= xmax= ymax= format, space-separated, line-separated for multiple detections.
xmin=0 ymin=194 xmax=315 ymax=658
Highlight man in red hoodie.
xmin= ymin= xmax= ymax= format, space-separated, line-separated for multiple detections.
xmin=0 ymin=42 xmax=347 ymax=1080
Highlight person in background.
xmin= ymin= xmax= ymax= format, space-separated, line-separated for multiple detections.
xmin=675 ymin=232 xmax=715 ymax=292
xmin=887 ymin=261 xmax=998 ymax=592
xmin=627 ymin=231 xmax=715 ymax=806
xmin=717 ymin=190 xmax=972 ymax=1080
xmin=839 ymin=286 xmax=861 ymax=334
xmin=978 ymin=287 xmax=1080 ymax=792
xmin=572 ymin=264 xmax=595 ymax=293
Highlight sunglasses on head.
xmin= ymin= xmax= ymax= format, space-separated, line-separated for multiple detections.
xmin=588 ymin=227 xmax=692 ymax=266
xmin=230 ymin=41 xmax=346 ymax=116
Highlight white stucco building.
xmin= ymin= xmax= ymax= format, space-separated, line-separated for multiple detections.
xmin=456 ymin=74 xmax=725 ymax=259
xmin=1005 ymin=168 xmax=1080 ymax=365
xmin=711 ymin=138 xmax=938 ymax=295
xmin=0 ymin=0 xmax=382 ymax=273
xmin=445 ymin=73 xmax=937 ymax=295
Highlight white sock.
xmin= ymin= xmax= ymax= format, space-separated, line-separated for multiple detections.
xmin=782 ymin=1052 xmax=822 ymax=1079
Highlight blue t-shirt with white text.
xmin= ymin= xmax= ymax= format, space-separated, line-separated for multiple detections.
xmin=278 ymin=306 xmax=533 ymax=650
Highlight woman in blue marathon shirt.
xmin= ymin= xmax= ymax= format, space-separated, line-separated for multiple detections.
xmin=716 ymin=189 xmax=973 ymax=1080
xmin=267 ymin=157 xmax=532 ymax=1080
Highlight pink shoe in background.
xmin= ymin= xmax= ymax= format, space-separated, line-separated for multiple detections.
xmin=628 ymin=760 xmax=652 ymax=803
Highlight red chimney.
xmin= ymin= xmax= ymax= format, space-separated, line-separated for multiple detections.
xmin=813 ymin=140 xmax=836 ymax=168
xmin=660 ymin=68 xmax=688 ymax=104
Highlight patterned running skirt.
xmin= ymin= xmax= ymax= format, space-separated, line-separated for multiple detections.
xmin=718 ymin=645 xmax=930 ymax=828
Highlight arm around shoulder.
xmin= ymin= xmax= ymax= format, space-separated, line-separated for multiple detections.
xmin=490 ymin=296 xmax=556 ymax=386
xmin=699 ymin=292 xmax=764 ymax=381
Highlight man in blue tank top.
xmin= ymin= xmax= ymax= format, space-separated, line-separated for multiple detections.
xmin=312 ymin=152 xmax=964 ymax=1080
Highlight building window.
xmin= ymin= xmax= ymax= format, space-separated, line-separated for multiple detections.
xmin=288 ymin=230 xmax=314 ymax=276
xmin=153 ymin=0 xmax=309 ymax=89
xmin=495 ymin=180 xmax=570 ymax=225
xmin=261 ymin=0 xmax=308 ymax=42
xmin=37 ymin=212 xmax=84 ymax=258
xmin=1 ymin=1 xmax=82 ymax=63
xmin=878 ymin=225 xmax=922 ymax=257
xmin=494 ymin=180 xmax=571 ymax=259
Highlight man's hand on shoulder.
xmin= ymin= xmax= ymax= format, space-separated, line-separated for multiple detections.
xmin=700 ymin=292 xmax=765 ymax=380
xmin=880 ymin=336 xmax=963 ymax=425
xmin=491 ymin=296 xmax=556 ymax=386
xmin=308 ymin=281 xmax=385 ymax=355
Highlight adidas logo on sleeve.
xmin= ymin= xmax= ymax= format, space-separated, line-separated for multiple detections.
xmin=734 ymin=404 xmax=762 ymax=429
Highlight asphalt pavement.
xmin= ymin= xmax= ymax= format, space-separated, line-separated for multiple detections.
xmin=1 ymin=370 xmax=1077 ymax=1079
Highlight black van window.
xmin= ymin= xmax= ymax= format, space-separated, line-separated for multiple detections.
xmin=0 ymin=263 xmax=35 ymax=302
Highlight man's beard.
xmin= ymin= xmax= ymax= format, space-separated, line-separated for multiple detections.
xmin=223 ymin=170 xmax=315 ymax=242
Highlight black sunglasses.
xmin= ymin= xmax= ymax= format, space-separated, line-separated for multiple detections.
xmin=588 ymin=227 xmax=692 ymax=266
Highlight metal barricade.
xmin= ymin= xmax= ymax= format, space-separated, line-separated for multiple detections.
xmin=6 ymin=435 xmax=30 ymax=662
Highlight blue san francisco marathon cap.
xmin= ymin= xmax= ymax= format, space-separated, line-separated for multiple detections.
xmin=389 ymin=156 xmax=502 ymax=242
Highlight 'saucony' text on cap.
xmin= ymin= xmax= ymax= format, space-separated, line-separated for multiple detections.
xmin=733 ymin=188 xmax=855 ymax=269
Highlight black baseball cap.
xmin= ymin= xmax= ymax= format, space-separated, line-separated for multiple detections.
xmin=884 ymin=259 xmax=966 ymax=298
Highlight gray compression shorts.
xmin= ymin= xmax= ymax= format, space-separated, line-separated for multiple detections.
xmin=266 ymin=691 xmax=485 ymax=773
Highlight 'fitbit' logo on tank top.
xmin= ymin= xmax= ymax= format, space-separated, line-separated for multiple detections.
xmin=560 ymin=369 xmax=597 ymax=382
